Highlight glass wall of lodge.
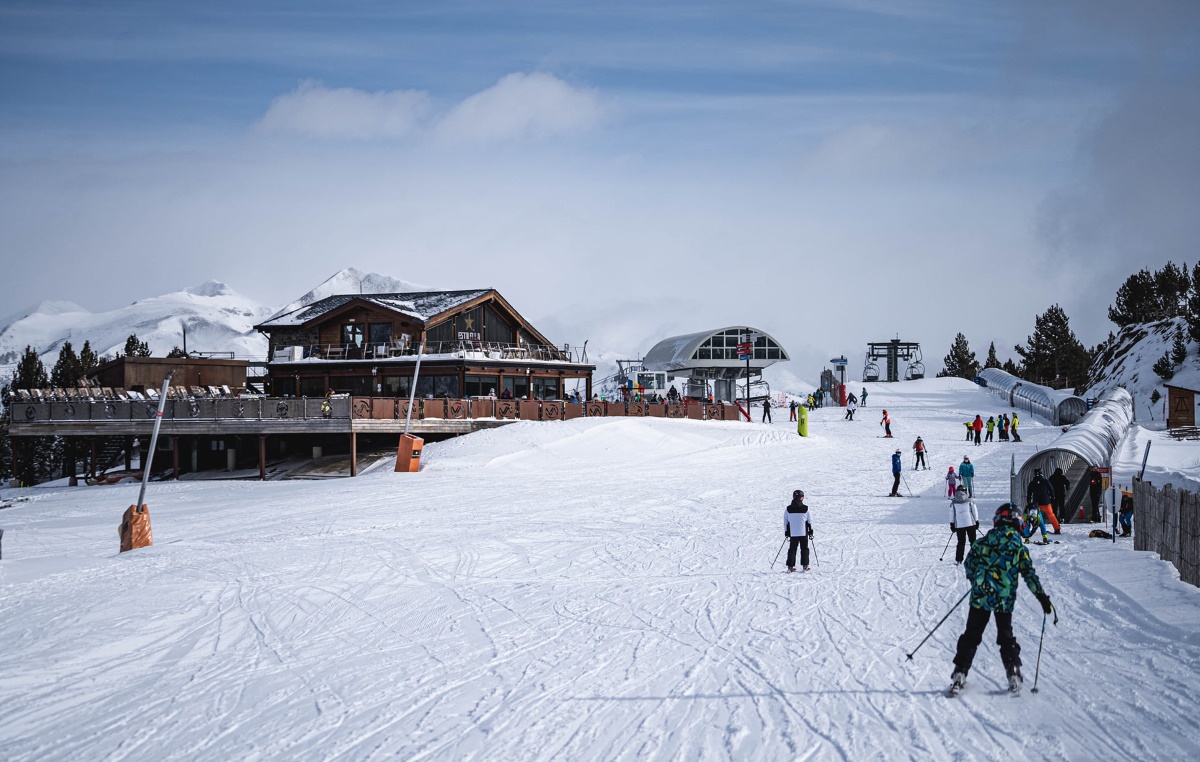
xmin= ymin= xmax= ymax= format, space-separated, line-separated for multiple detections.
xmin=288 ymin=371 xmax=566 ymax=399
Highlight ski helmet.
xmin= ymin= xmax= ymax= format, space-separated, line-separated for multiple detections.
xmin=993 ymin=503 xmax=1020 ymax=529
xmin=955 ymin=484 xmax=967 ymax=493
xmin=793 ymin=489 xmax=804 ymax=499
xmin=895 ymin=449 xmax=902 ymax=454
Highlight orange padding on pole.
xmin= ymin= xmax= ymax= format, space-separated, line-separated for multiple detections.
xmin=395 ymin=434 xmax=423 ymax=473
xmin=119 ymin=505 xmax=153 ymax=553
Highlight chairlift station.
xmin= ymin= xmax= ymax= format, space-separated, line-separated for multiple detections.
xmin=862 ymin=339 xmax=925 ymax=383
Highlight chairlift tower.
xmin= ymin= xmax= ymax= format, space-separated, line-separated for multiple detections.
xmin=863 ymin=339 xmax=924 ymax=383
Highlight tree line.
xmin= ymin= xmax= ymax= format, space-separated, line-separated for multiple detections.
xmin=939 ymin=260 xmax=1198 ymax=391
xmin=0 ymin=334 xmax=156 ymax=485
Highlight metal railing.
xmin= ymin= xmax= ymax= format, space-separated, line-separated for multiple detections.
xmin=272 ymin=340 xmax=576 ymax=363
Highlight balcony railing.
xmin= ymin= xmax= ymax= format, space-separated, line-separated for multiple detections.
xmin=272 ymin=340 xmax=580 ymax=363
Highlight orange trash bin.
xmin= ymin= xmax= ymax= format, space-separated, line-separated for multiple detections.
xmin=395 ymin=433 xmax=424 ymax=473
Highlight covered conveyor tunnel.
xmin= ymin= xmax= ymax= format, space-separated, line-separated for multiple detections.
xmin=978 ymin=368 xmax=1088 ymax=426
xmin=1010 ymin=387 xmax=1133 ymax=522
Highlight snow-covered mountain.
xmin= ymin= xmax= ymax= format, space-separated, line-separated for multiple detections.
xmin=268 ymin=267 xmax=430 ymax=320
xmin=1085 ymin=316 xmax=1199 ymax=424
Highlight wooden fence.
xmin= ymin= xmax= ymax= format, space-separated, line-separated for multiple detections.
xmin=1133 ymin=481 xmax=1200 ymax=588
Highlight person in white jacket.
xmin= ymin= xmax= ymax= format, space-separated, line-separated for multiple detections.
xmin=949 ymin=485 xmax=980 ymax=564
xmin=784 ymin=489 xmax=814 ymax=572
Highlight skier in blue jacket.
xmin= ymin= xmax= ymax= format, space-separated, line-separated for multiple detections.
xmin=959 ymin=456 xmax=976 ymax=497
xmin=890 ymin=449 xmax=903 ymax=497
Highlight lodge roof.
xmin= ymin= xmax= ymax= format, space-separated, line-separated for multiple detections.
xmin=256 ymin=290 xmax=493 ymax=330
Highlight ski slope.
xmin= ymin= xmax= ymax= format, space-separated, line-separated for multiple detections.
xmin=1 ymin=379 xmax=1198 ymax=761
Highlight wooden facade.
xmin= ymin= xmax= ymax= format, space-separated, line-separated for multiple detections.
xmin=93 ymin=356 xmax=248 ymax=393
xmin=1166 ymin=384 xmax=1200 ymax=429
xmin=255 ymin=289 xmax=595 ymax=401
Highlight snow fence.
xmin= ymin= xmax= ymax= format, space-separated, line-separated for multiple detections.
xmin=977 ymin=368 xmax=1088 ymax=426
xmin=1010 ymin=386 xmax=1134 ymax=518
xmin=1134 ymin=481 xmax=1200 ymax=588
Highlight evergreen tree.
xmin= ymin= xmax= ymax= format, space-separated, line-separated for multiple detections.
xmin=1153 ymin=351 xmax=1175 ymax=381
xmin=1108 ymin=269 xmax=1157 ymax=326
xmin=939 ymin=333 xmax=979 ymax=379
xmin=1002 ymin=358 xmax=1019 ymax=375
xmin=8 ymin=346 xmax=54 ymax=484
xmin=1189 ymin=262 xmax=1200 ymax=343
xmin=166 ymin=346 xmax=188 ymax=359
xmin=50 ymin=341 xmax=83 ymax=389
xmin=78 ymin=340 xmax=99 ymax=376
xmin=1155 ymin=261 xmax=1190 ymax=318
xmin=1172 ymin=325 xmax=1189 ymax=366
xmin=123 ymin=334 xmax=152 ymax=357
xmin=983 ymin=342 xmax=1001 ymax=369
xmin=1014 ymin=304 xmax=1092 ymax=391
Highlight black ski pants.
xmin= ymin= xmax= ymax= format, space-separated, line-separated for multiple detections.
xmin=884 ymin=422 xmax=892 ymax=437
xmin=954 ymin=606 xmax=1021 ymax=676
xmin=915 ymin=451 xmax=926 ymax=469
xmin=763 ymin=408 xmax=771 ymax=422
xmin=891 ymin=472 xmax=901 ymax=496
xmin=974 ymin=430 xmax=981 ymax=445
xmin=1011 ymin=428 xmax=1021 ymax=443
xmin=1090 ymin=488 xmax=1102 ymax=522
xmin=786 ymin=536 xmax=809 ymax=569
xmin=985 ymin=429 xmax=994 ymax=442
xmin=954 ymin=525 xmax=978 ymax=563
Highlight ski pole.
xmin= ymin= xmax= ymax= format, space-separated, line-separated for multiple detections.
xmin=901 ymin=472 xmax=914 ymax=498
xmin=809 ymin=534 xmax=818 ymax=567
xmin=906 ymin=590 xmax=969 ymax=661
xmin=1030 ymin=613 xmax=1047 ymax=694
xmin=771 ymin=537 xmax=787 ymax=568
xmin=939 ymin=530 xmax=955 ymax=562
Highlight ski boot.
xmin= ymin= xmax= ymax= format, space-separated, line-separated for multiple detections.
xmin=803 ymin=566 xmax=811 ymax=572
xmin=948 ymin=671 xmax=967 ymax=697
xmin=787 ymin=567 xmax=796 ymax=573
xmin=1007 ymin=667 xmax=1023 ymax=695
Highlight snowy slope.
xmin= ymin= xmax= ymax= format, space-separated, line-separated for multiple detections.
xmin=2 ymin=378 xmax=1198 ymax=760
xmin=1085 ymin=317 xmax=1200 ymax=424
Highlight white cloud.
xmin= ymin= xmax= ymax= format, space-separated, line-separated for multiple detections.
xmin=436 ymin=72 xmax=604 ymax=144
xmin=256 ymin=79 xmax=431 ymax=139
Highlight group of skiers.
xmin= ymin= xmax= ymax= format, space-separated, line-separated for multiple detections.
xmin=964 ymin=413 xmax=1021 ymax=445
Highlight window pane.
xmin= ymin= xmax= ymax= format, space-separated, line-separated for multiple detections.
xmin=369 ymin=324 xmax=392 ymax=346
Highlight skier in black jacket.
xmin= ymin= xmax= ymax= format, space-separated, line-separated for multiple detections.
xmin=1026 ymin=468 xmax=1060 ymax=533
xmin=1088 ymin=466 xmax=1104 ymax=522
xmin=783 ymin=489 xmax=814 ymax=572
xmin=1049 ymin=468 xmax=1071 ymax=523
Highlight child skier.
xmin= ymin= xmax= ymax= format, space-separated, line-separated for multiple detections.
xmin=946 ymin=466 xmax=959 ymax=498
xmin=1119 ymin=489 xmax=1134 ymax=537
xmin=949 ymin=485 xmax=980 ymax=564
xmin=845 ymin=398 xmax=857 ymax=420
xmin=1021 ymin=505 xmax=1050 ymax=545
xmin=950 ymin=503 xmax=1053 ymax=695
xmin=964 ymin=422 xmax=973 ymax=441
xmin=913 ymin=436 xmax=927 ymax=470
xmin=783 ymin=489 xmax=813 ymax=572
xmin=959 ymin=456 xmax=975 ymax=498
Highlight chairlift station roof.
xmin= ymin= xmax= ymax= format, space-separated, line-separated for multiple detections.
xmin=642 ymin=326 xmax=789 ymax=374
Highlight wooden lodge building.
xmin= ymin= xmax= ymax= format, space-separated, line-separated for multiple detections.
xmin=255 ymin=289 xmax=595 ymax=401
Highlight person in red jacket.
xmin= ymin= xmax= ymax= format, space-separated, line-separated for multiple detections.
xmin=972 ymin=415 xmax=983 ymax=446
xmin=880 ymin=409 xmax=892 ymax=438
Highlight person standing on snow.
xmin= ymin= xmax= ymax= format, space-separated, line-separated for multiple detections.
xmin=946 ymin=466 xmax=959 ymax=498
xmin=1088 ymin=466 xmax=1104 ymax=522
xmin=964 ymin=421 xmax=974 ymax=441
xmin=881 ymin=409 xmax=893 ymax=438
xmin=783 ymin=489 xmax=814 ymax=572
xmin=912 ymin=436 xmax=928 ymax=470
xmin=1010 ymin=413 xmax=1021 ymax=442
xmin=1001 ymin=414 xmax=1010 ymax=441
xmin=762 ymin=397 xmax=772 ymax=423
xmin=1025 ymin=468 xmax=1061 ymax=534
xmin=973 ymin=415 xmax=984 ymax=446
xmin=845 ymin=398 xmax=857 ymax=421
xmin=789 ymin=399 xmax=798 ymax=422
xmin=959 ymin=456 xmax=975 ymax=497
xmin=949 ymin=485 xmax=980 ymax=564
xmin=890 ymin=450 xmax=903 ymax=497
xmin=861 ymin=388 xmax=868 ymax=407
xmin=1049 ymin=467 xmax=1071 ymax=523
xmin=985 ymin=416 xmax=996 ymax=442
xmin=949 ymin=503 xmax=1053 ymax=695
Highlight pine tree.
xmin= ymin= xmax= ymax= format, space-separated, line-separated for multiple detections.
xmin=78 ymin=340 xmax=99 ymax=376
xmin=1172 ymin=325 xmax=1189 ymax=366
xmin=1002 ymin=358 xmax=1019 ymax=375
xmin=1153 ymin=351 xmax=1175 ymax=381
xmin=166 ymin=346 xmax=187 ymax=358
xmin=1155 ymin=262 xmax=1190 ymax=318
xmin=50 ymin=341 xmax=83 ymax=389
xmin=1014 ymin=304 xmax=1092 ymax=391
xmin=8 ymin=346 xmax=54 ymax=484
xmin=983 ymin=342 xmax=1001 ymax=369
xmin=1108 ymin=269 xmax=1158 ymax=326
xmin=940 ymin=333 xmax=979 ymax=380
xmin=123 ymin=334 xmax=151 ymax=358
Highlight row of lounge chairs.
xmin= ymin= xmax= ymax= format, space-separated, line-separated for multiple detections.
xmin=7 ymin=385 xmax=246 ymax=403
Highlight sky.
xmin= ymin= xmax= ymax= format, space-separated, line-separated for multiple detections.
xmin=1 ymin=1 xmax=1198 ymax=375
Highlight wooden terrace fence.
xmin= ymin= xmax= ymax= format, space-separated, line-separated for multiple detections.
xmin=1133 ymin=481 xmax=1200 ymax=588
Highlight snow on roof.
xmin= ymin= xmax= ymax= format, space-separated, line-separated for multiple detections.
xmin=258 ymin=290 xmax=492 ymax=328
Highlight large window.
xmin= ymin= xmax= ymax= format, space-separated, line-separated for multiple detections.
xmin=300 ymin=378 xmax=326 ymax=397
xmin=502 ymin=376 xmax=529 ymax=399
xmin=464 ymin=375 xmax=500 ymax=397
xmin=341 ymin=323 xmax=364 ymax=348
xmin=369 ymin=323 xmax=392 ymax=347
xmin=532 ymin=378 xmax=560 ymax=400
xmin=693 ymin=330 xmax=784 ymax=361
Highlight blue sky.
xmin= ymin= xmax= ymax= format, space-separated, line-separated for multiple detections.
xmin=2 ymin=1 xmax=1198 ymax=373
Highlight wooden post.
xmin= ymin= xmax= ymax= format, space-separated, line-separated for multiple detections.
xmin=259 ymin=435 xmax=267 ymax=481
xmin=350 ymin=432 xmax=358 ymax=477
xmin=125 ymin=437 xmax=132 ymax=471
xmin=90 ymin=439 xmax=97 ymax=479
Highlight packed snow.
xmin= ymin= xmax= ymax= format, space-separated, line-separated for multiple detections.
xmin=1 ymin=379 xmax=1198 ymax=760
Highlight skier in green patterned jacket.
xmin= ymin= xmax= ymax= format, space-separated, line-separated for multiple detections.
xmin=949 ymin=503 xmax=1054 ymax=694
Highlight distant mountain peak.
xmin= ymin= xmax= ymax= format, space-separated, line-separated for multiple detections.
xmin=184 ymin=281 xmax=234 ymax=298
xmin=271 ymin=267 xmax=431 ymax=318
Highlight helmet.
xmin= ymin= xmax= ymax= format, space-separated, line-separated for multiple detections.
xmin=793 ymin=489 xmax=804 ymax=499
xmin=993 ymin=503 xmax=1020 ymax=529
xmin=883 ymin=409 xmax=888 ymax=414
xmin=948 ymin=466 xmax=954 ymax=471
xmin=917 ymin=436 xmax=922 ymax=441
xmin=1034 ymin=468 xmax=1043 ymax=476
xmin=963 ymin=456 xmax=970 ymax=462
xmin=955 ymin=484 xmax=967 ymax=493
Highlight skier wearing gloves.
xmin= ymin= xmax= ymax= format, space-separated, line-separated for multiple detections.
xmin=949 ymin=503 xmax=1053 ymax=695
xmin=890 ymin=450 xmax=903 ymax=497
xmin=1026 ymin=468 xmax=1061 ymax=534
xmin=844 ymin=398 xmax=857 ymax=420
xmin=949 ymin=484 xmax=980 ymax=564
xmin=946 ymin=466 xmax=959 ymax=498
xmin=912 ymin=436 xmax=928 ymax=470
xmin=783 ymin=489 xmax=814 ymax=572
xmin=959 ymin=456 xmax=975 ymax=498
